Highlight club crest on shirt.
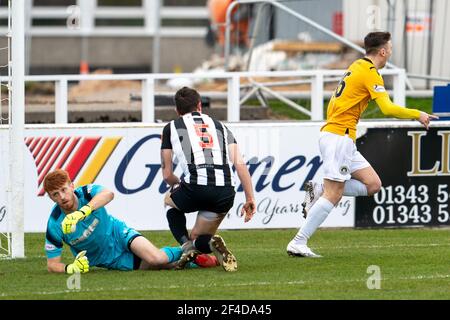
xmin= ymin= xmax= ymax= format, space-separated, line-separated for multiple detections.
xmin=373 ymin=85 xmax=386 ymax=92
xmin=340 ymin=165 xmax=350 ymax=175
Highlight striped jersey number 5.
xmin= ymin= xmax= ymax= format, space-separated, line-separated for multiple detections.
xmin=335 ymin=71 xmax=351 ymax=98
xmin=194 ymin=124 xmax=214 ymax=149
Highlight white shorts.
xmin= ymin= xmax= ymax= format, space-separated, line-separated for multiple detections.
xmin=319 ymin=131 xmax=370 ymax=182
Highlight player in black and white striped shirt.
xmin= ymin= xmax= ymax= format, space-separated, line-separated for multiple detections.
xmin=161 ymin=87 xmax=256 ymax=272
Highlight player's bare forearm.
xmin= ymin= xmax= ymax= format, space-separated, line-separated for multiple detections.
xmin=47 ymin=257 xmax=66 ymax=273
xmin=228 ymin=142 xmax=256 ymax=220
xmin=236 ymin=164 xmax=256 ymax=222
xmin=161 ymin=149 xmax=179 ymax=186
xmin=236 ymin=164 xmax=255 ymax=202
xmin=88 ymin=189 xmax=114 ymax=211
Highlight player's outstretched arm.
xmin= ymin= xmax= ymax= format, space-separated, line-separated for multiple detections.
xmin=229 ymin=143 xmax=256 ymax=222
xmin=61 ymin=189 xmax=114 ymax=234
xmin=375 ymin=96 xmax=439 ymax=129
xmin=47 ymin=251 xmax=89 ymax=274
xmin=87 ymin=188 xmax=114 ymax=212
xmin=47 ymin=256 xmax=66 ymax=273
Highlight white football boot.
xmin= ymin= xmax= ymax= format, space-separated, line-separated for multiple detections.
xmin=286 ymin=240 xmax=322 ymax=258
xmin=302 ymin=181 xmax=323 ymax=218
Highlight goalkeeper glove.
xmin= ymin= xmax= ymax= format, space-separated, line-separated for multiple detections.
xmin=61 ymin=205 xmax=92 ymax=234
xmin=65 ymin=250 xmax=89 ymax=274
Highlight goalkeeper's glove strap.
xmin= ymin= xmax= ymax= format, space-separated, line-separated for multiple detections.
xmin=79 ymin=204 xmax=92 ymax=218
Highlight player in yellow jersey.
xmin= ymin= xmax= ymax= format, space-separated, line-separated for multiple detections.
xmin=287 ymin=31 xmax=438 ymax=257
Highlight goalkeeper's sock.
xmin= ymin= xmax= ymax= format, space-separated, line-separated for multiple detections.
xmin=166 ymin=207 xmax=189 ymax=245
xmin=293 ymin=197 xmax=334 ymax=245
xmin=161 ymin=246 xmax=183 ymax=263
xmin=193 ymin=234 xmax=213 ymax=254
xmin=343 ymin=179 xmax=368 ymax=196
xmin=186 ymin=262 xmax=199 ymax=269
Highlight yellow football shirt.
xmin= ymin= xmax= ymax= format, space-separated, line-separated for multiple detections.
xmin=321 ymin=58 xmax=389 ymax=140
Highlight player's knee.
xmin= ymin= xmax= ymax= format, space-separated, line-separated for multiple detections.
xmin=157 ymin=252 xmax=170 ymax=265
xmin=330 ymin=195 xmax=343 ymax=206
xmin=150 ymin=251 xmax=171 ymax=266
xmin=190 ymin=230 xmax=199 ymax=240
xmin=323 ymin=190 xmax=343 ymax=206
xmin=163 ymin=192 xmax=171 ymax=206
xmin=368 ymin=177 xmax=382 ymax=196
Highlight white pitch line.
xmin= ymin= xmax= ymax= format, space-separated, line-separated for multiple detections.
xmin=314 ymin=243 xmax=450 ymax=250
xmin=6 ymin=243 xmax=450 ymax=261
xmin=238 ymin=243 xmax=450 ymax=251
xmin=16 ymin=243 xmax=450 ymax=259
xmin=1 ymin=274 xmax=450 ymax=298
xmin=0 ymin=280 xmax=307 ymax=297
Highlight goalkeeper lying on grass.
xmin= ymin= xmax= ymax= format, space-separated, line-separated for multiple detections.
xmin=43 ymin=169 xmax=218 ymax=274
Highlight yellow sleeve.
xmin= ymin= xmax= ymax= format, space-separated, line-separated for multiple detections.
xmin=364 ymin=69 xmax=389 ymax=100
xmin=375 ymin=96 xmax=421 ymax=119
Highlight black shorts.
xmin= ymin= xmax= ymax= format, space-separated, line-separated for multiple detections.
xmin=128 ymin=235 xmax=143 ymax=270
xmin=170 ymin=181 xmax=236 ymax=214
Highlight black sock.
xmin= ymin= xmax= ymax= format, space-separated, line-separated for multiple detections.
xmin=166 ymin=208 xmax=189 ymax=245
xmin=193 ymin=234 xmax=213 ymax=254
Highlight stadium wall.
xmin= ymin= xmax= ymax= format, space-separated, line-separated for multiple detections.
xmin=1 ymin=120 xmax=449 ymax=233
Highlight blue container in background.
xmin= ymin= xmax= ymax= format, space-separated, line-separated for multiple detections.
xmin=432 ymin=84 xmax=450 ymax=120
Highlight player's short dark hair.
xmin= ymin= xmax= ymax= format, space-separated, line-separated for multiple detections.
xmin=174 ymin=87 xmax=201 ymax=115
xmin=364 ymin=32 xmax=391 ymax=55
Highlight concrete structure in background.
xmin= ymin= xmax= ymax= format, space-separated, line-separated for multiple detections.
xmin=19 ymin=37 xmax=213 ymax=74
xmin=0 ymin=0 xmax=448 ymax=88
xmin=343 ymin=0 xmax=450 ymax=88
xmin=0 ymin=0 xmax=213 ymax=74
xmin=275 ymin=0 xmax=343 ymax=41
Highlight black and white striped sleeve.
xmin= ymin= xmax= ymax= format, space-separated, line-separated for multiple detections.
xmin=161 ymin=123 xmax=172 ymax=149
xmin=225 ymin=125 xmax=237 ymax=145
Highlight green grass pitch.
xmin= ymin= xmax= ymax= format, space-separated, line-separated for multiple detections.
xmin=1 ymin=228 xmax=449 ymax=300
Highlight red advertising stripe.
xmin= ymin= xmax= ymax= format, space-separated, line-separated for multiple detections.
xmin=38 ymin=137 xmax=70 ymax=186
xmin=36 ymin=137 xmax=56 ymax=167
xmin=63 ymin=137 xmax=101 ymax=182
xmin=37 ymin=137 xmax=62 ymax=174
xmin=29 ymin=137 xmax=41 ymax=154
xmin=38 ymin=137 xmax=80 ymax=196
xmin=25 ymin=137 xmax=33 ymax=146
xmin=54 ymin=137 xmax=81 ymax=171
xmin=32 ymin=137 xmax=48 ymax=159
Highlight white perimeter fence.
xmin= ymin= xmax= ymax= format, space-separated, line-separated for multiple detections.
xmin=0 ymin=69 xmax=407 ymax=123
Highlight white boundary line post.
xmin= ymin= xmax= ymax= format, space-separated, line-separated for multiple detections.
xmin=227 ymin=75 xmax=240 ymax=122
xmin=311 ymin=71 xmax=324 ymax=120
xmin=78 ymin=0 xmax=95 ymax=34
xmin=55 ymin=78 xmax=68 ymax=124
xmin=393 ymin=68 xmax=406 ymax=107
xmin=142 ymin=77 xmax=155 ymax=123
xmin=11 ymin=0 xmax=25 ymax=258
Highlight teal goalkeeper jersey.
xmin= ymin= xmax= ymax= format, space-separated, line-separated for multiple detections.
xmin=45 ymin=184 xmax=134 ymax=268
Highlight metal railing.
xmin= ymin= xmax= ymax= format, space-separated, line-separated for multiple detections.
xmin=224 ymin=0 xmax=414 ymax=91
xmin=0 ymin=69 xmax=406 ymax=124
